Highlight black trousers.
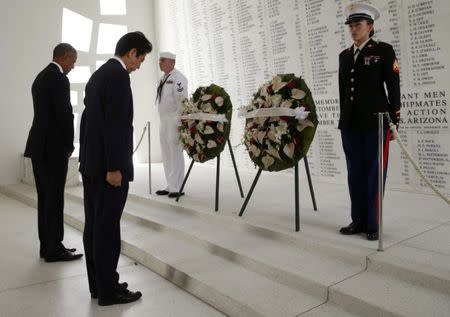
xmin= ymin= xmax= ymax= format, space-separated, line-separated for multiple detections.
xmin=31 ymin=157 xmax=68 ymax=256
xmin=82 ymin=175 xmax=129 ymax=300
xmin=341 ymin=129 xmax=391 ymax=233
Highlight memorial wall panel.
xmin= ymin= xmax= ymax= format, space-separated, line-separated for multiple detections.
xmin=156 ymin=0 xmax=450 ymax=194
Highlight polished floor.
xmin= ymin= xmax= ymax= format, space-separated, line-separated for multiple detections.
xmin=0 ymin=193 xmax=225 ymax=317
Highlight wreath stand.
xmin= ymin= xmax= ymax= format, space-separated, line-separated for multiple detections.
xmin=176 ymin=140 xmax=244 ymax=211
xmin=239 ymin=155 xmax=317 ymax=232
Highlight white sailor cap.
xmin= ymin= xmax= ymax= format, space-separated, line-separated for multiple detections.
xmin=159 ymin=51 xmax=176 ymax=60
xmin=344 ymin=3 xmax=380 ymax=24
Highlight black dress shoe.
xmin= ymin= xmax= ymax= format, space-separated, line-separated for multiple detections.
xmin=91 ymin=282 xmax=128 ymax=299
xmin=45 ymin=249 xmax=83 ymax=262
xmin=339 ymin=222 xmax=364 ymax=235
xmin=98 ymin=289 xmax=142 ymax=306
xmin=156 ymin=190 xmax=169 ymax=195
xmin=40 ymin=246 xmax=76 ymax=258
xmin=367 ymin=232 xmax=379 ymax=241
xmin=168 ymin=192 xmax=184 ymax=198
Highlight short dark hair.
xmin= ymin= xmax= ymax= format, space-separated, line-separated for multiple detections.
xmin=115 ymin=31 xmax=152 ymax=57
xmin=53 ymin=43 xmax=77 ymax=59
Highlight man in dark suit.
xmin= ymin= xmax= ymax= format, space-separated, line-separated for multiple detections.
xmin=338 ymin=4 xmax=401 ymax=240
xmin=24 ymin=43 xmax=83 ymax=262
xmin=79 ymin=31 xmax=152 ymax=306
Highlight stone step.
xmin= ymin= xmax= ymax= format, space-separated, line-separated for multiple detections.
xmin=62 ymin=188 xmax=366 ymax=300
xmin=0 ymin=184 xmax=324 ymax=316
xmin=3 ymin=183 xmax=449 ymax=317
xmin=368 ymin=225 xmax=450 ymax=295
xmin=329 ymin=270 xmax=450 ymax=317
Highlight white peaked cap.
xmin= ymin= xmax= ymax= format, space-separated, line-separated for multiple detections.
xmin=159 ymin=51 xmax=176 ymax=60
xmin=345 ymin=3 xmax=381 ymax=24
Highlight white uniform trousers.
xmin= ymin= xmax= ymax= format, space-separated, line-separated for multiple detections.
xmin=159 ymin=114 xmax=185 ymax=192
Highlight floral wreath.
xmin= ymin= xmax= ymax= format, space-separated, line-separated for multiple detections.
xmin=239 ymin=74 xmax=318 ymax=171
xmin=179 ymin=84 xmax=232 ymax=163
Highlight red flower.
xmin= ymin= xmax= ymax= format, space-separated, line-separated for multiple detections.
xmin=280 ymin=116 xmax=290 ymax=122
xmin=267 ymin=85 xmax=273 ymax=94
xmin=216 ymin=136 xmax=224 ymax=143
xmin=190 ymin=126 xmax=197 ymax=134
xmin=286 ymin=81 xmax=296 ymax=89
xmin=293 ymin=137 xmax=301 ymax=147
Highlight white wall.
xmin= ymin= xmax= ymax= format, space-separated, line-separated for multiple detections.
xmin=0 ymin=0 xmax=160 ymax=185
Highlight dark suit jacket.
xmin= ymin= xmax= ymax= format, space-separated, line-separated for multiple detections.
xmin=338 ymin=39 xmax=401 ymax=131
xmin=24 ymin=63 xmax=74 ymax=160
xmin=79 ymin=58 xmax=134 ymax=182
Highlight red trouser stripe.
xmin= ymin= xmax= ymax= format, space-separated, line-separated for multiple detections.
xmin=376 ymin=129 xmax=391 ymax=224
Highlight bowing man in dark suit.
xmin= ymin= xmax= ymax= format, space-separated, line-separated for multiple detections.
xmin=24 ymin=43 xmax=83 ymax=262
xmin=79 ymin=31 xmax=152 ymax=306
xmin=338 ymin=4 xmax=401 ymax=241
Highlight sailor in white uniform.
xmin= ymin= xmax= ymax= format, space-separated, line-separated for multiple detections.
xmin=155 ymin=52 xmax=188 ymax=198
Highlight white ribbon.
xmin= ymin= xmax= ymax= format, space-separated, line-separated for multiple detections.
xmin=180 ymin=112 xmax=228 ymax=122
xmin=240 ymin=106 xmax=310 ymax=120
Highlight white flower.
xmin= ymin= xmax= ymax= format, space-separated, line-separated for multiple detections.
xmin=266 ymin=142 xmax=281 ymax=159
xmin=215 ymin=96 xmax=224 ymax=107
xmin=272 ymin=82 xmax=287 ymax=92
xmin=257 ymin=131 xmax=266 ymax=144
xmin=271 ymin=76 xmax=287 ymax=92
xmin=291 ymin=89 xmax=306 ymax=100
xmin=207 ymin=140 xmax=217 ymax=148
xmin=194 ymin=133 xmax=204 ymax=144
xmin=283 ymin=143 xmax=295 ymax=159
xmin=276 ymin=122 xmax=287 ymax=134
xmin=256 ymin=97 xmax=265 ymax=106
xmin=201 ymin=94 xmax=212 ymax=101
xmin=280 ymin=100 xmax=293 ymax=108
xmin=262 ymin=155 xmax=275 ymax=169
xmin=193 ymin=154 xmax=200 ymax=161
xmin=202 ymin=103 xmax=214 ymax=113
xmin=248 ymin=144 xmax=261 ymax=157
xmin=278 ymin=120 xmax=288 ymax=129
xmin=187 ymin=136 xmax=195 ymax=146
xmin=203 ymin=125 xmax=214 ymax=134
xmin=270 ymin=94 xmax=282 ymax=107
xmin=271 ymin=75 xmax=282 ymax=84
xmin=217 ymin=123 xmax=224 ymax=132
xmin=260 ymin=84 xmax=269 ymax=97
xmin=267 ymin=130 xmax=278 ymax=143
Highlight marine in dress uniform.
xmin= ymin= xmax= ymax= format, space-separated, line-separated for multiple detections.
xmin=79 ymin=31 xmax=152 ymax=305
xmin=24 ymin=43 xmax=82 ymax=262
xmin=338 ymin=4 xmax=401 ymax=240
xmin=155 ymin=52 xmax=189 ymax=198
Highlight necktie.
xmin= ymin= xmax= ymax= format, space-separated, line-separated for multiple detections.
xmin=354 ymin=48 xmax=360 ymax=62
xmin=156 ymin=74 xmax=170 ymax=103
